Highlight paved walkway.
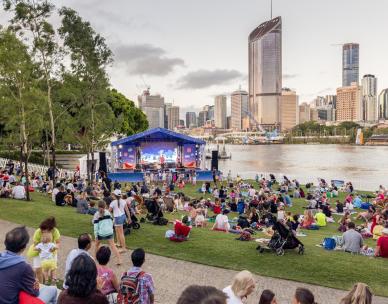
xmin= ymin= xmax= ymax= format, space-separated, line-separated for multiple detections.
xmin=0 ymin=220 xmax=386 ymax=304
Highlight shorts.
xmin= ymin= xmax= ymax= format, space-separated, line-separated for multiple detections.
xmin=97 ymin=234 xmax=113 ymax=241
xmin=41 ymin=259 xmax=57 ymax=271
xmin=33 ymin=255 xmax=57 ymax=269
xmin=114 ymin=214 xmax=126 ymax=226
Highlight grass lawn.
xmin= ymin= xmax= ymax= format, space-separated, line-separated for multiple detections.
xmin=0 ymin=184 xmax=387 ymax=297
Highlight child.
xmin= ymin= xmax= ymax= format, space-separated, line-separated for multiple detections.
xmin=213 ymin=198 xmax=221 ymax=215
xmin=277 ymin=206 xmax=285 ymax=222
xmin=195 ymin=208 xmax=206 ymax=227
xmin=88 ymin=200 xmax=98 ymax=215
xmin=96 ymin=246 xmax=119 ymax=299
xmin=336 ymin=200 xmax=344 ymax=213
xmin=35 ymin=233 xmax=57 ymax=284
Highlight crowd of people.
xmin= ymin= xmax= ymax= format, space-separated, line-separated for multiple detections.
xmin=1 ymin=161 xmax=387 ymax=303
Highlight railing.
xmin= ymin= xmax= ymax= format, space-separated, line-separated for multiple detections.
xmin=0 ymin=157 xmax=73 ymax=179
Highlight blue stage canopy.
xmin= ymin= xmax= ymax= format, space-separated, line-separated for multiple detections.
xmin=111 ymin=128 xmax=206 ymax=146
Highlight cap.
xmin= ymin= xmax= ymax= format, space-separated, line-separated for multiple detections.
xmin=113 ymin=189 xmax=122 ymax=196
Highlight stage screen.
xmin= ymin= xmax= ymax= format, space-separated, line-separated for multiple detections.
xmin=140 ymin=142 xmax=177 ymax=165
xmin=117 ymin=145 xmax=136 ymax=170
xmin=183 ymin=144 xmax=196 ymax=168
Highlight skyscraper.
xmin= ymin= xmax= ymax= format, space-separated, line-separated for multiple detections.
xmin=185 ymin=112 xmax=197 ymax=128
xmin=231 ymin=89 xmax=249 ymax=130
xmin=361 ymin=74 xmax=378 ymax=122
xmin=298 ymin=103 xmax=311 ymax=124
xmin=342 ymin=43 xmax=359 ymax=87
xmin=198 ymin=111 xmax=207 ymax=127
xmin=378 ymin=89 xmax=388 ymax=120
xmin=138 ymin=89 xmax=165 ymax=128
xmin=214 ymin=95 xmax=227 ymax=129
xmin=280 ymin=88 xmax=299 ymax=131
xmin=167 ymin=106 xmax=180 ymax=130
xmin=336 ymin=83 xmax=362 ymax=122
xmin=164 ymin=102 xmax=172 ymax=128
xmin=248 ymin=16 xmax=282 ymax=128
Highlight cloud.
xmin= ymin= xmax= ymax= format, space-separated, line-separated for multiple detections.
xmin=177 ymin=69 xmax=243 ymax=89
xmin=113 ymin=43 xmax=184 ymax=76
xmin=316 ymin=87 xmax=334 ymax=95
xmin=283 ymin=73 xmax=298 ymax=80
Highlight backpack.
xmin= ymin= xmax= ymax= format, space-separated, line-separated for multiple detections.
xmin=323 ymin=237 xmax=336 ymax=250
xmin=117 ymin=271 xmax=145 ymax=304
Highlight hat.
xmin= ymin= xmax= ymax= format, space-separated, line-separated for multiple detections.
xmin=113 ymin=189 xmax=122 ymax=196
xmin=382 ymin=228 xmax=388 ymax=235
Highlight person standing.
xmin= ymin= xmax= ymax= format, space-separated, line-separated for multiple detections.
xmin=109 ymin=189 xmax=131 ymax=252
xmin=0 ymin=226 xmax=57 ymax=304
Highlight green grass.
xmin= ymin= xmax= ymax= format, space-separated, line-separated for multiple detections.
xmin=0 ymin=185 xmax=387 ymax=297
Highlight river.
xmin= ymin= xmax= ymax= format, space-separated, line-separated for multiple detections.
xmin=205 ymin=144 xmax=388 ymax=191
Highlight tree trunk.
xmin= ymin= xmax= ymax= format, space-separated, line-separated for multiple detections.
xmin=47 ymin=84 xmax=56 ymax=184
xmin=91 ymin=150 xmax=95 ymax=183
xmin=19 ymin=89 xmax=30 ymax=201
xmin=24 ymin=152 xmax=30 ymax=201
xmin=86 ymin=150 xmax=90 ymax=182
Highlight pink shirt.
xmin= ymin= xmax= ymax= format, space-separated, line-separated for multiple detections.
xmin=97 ymin=265 xmax=116 ymax=295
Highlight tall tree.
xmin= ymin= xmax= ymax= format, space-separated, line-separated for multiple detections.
xmin=59 ymin=7 xmax=115 ymax=181
xmin=107 ymin=88 xmax=149 ymax=136
xmin=4 ymin=0 xmax=60 ymax=182
xmin=0 ymin=29 xmax=44 ymax=200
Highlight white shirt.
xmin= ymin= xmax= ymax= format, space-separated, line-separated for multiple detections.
xmin=64 ymin=249 xmax=91 ymax=288
xmin=223 ymin=286 xmax=243 ymax=304
xmin=110 ymin=199 xmax=126 ymax=217
xmin=215 ymin=214 xmax=230 ymax=231
xmin=35 ymin=242 xmax=56 ymax=260
xmin=248 ymin=188 xmax=256 ymax=197
xmin=12 ymin=185 xmax=26 ymax=199
xmin=52 ymin=188 xmax=59 ymax=202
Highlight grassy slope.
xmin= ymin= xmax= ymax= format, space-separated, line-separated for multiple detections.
xmin=0 ymin=184 xmax=387 ymax=296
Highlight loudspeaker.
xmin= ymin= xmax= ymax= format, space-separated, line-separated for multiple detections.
xmin=99 ymin=152 xmax=107 ymax=173
xmin=211 ymin=150 xmax=218 ymax=170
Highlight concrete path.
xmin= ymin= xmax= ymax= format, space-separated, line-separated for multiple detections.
xmin=0 ymin=220 xmax=386 ymax=304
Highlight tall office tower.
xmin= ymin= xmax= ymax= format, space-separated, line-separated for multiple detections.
xmin=231 ymin=89 xmax=249 ymax=130
xmin=298 ymin=103 xmax=311 ymax=123
xmin=280 ymin=88 xmax=299 ymax=131
xmin=198 ymin=110 xmax=208 ymax=127
xmin=336 ymin=83 xmax=362 ymax=122
xmin=343 ymin=43 xmax=359 ymax=87
xmin=379 ymin=89 xmax=388 ymax=120
xmin=207 ymin=105 xmax=215 ymax=121
xmin=167 ymin=106 xmax=180 ymax=130
xmin=164 ymin=103 xmax=172 ymax=128
xmin=138 ymin=89 xmax=165 ymax=128
xmin=248 ymin=16 xmax=282 ymax=128
xmin=214 ymin=95 xmax=227 ymax=129
xmin=185 ymin=112 xmax=197 ymax=128
xmin=361 ymin=74 xmax=378 ymax=122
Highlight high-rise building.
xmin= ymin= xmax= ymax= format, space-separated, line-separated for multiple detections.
xmin=198 ymin=111 xmax=207 ymax=127
xmin=167 ymin=106 xmax=180 ymax=130
xmin=343 ymin=43 xmax=359 ymax=87
xmin=280 ymin=89 xmax=299 ymax=131
xmin=138 ymin=89 xmax=165 ymax=128
xmin=248 ymin=16 xmax=282 ymax=128
xmin=299 ymin=103 xmax=311 ymax=124
xmin=185 ymin=112 xmax=197 ymax=128
xmin=361 ymin=74 xmax=378 ymax=122
xmin=164 ymin=102 xmax=172 ymax=128
xmin=378 ymin=89 xmax=388 ymax=120
xmin=231 ymin=89 xmax=249 ymax=130
xmin=336 ymin=83 xmax=362 ymax=122
xmin=207 ymin=105 xmax=215 ymax=121
xmin=317 ymin=107 xmax=335 ymax=121
xmin=214 ymin=95 xmax=227 ymax=129
xmin=226 ymin=116 xmax=232 ymax=130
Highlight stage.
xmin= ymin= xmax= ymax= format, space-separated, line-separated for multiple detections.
xmin=108 ymin=128 xmax=211 ymax=182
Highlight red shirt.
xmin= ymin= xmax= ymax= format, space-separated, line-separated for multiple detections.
xmin=175 ymin=221 xmax=191 ymax=237
xmin=213 ymin=205 xmax=221 ymax=215
xmin=377 ymin=235 xmax=388 ymax=258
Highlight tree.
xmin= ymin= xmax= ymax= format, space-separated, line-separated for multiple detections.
xmin=59 ymin=7 xmax=116 ymax=181
xmin=106 ymin=88 xmax=148 ymax=136
xmin=0 ymin=29 xmax=44 ymax=200
xmin=4 ymin=0 xmax=60 ymax=182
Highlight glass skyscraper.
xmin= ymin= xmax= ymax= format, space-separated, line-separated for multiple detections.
xmin=248 ymin=16 xmax=282 ymax=128
xmin=342 ymin=43 xmax=359 ymax=87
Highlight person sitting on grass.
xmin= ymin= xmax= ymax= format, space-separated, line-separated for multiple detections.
xmin=300 ymin=210 xmax=315 ymax=229
xmin=314 ymin=208 xmax=327 ymax=227
xmin=342 ymin=222 xmax=363 ymax=254
xmin=212 ymin=209 xmax=231 ymax=232
xmin=96 ymin=246 xmax=119 ymax=301
xmin=375 ymin=227 xmax=388 ymax=258
xmin=76 ymin=191 xmax=89 ymax=214
xmin=11 ymin=182 xmax=26 ymax=200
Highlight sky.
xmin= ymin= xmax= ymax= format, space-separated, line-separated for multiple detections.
xmin=1 ymin=0 xmax=388 ymax=118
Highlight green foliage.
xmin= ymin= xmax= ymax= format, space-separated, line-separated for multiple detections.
xmin=106 ymin=89 xmax=149 ymax=135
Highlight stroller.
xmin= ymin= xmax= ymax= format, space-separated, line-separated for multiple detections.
xmin=256 ymin=221 xmax=304 ymax=256
xmin=143 ymin=198 xmax=168 ymax=225
xmin=123 ymin=207 xmax=140 ymax=235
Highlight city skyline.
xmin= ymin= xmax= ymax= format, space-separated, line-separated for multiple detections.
xmin=2 ymin=0 xmax=388 ymax=116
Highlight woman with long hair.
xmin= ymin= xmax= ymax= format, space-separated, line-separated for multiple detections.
xmin=109 ymin=189 xmax=131 ymax=252
xmin=259 ymin=289 xmax=277 ymax=304
xmin=340 ymin=283 xmax=372 ymax=304
xmin=222 ymin=270 xmax=256 ymax=304
xmin=58 ymin=254 xmax=108 ymax=303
